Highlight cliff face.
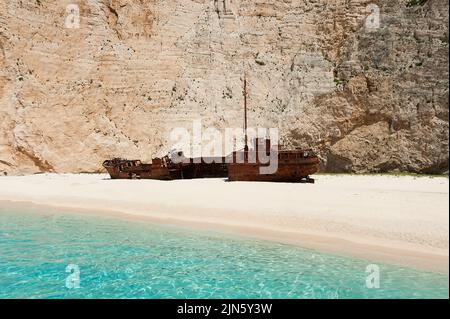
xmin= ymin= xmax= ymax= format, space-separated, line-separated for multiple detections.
xmin=0 ymin=0 xmax=448 ymax=175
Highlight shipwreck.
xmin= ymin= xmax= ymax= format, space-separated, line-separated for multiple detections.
xmin=103 ymin=78 xmax=320 ymax=183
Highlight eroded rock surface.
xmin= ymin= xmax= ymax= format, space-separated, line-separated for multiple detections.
xmin=0 ymin=0 xmax=448 ymax=174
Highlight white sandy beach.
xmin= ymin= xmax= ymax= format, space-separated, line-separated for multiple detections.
xmin=0 ymin=174 xmax=448 ymax=272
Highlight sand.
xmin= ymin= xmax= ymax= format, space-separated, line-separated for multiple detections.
xmin=0 ymin=173 xmax=448 ymax=273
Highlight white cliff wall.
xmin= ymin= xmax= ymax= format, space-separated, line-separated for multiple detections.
xmin=0 ymin=0 xmax=448 ymax=174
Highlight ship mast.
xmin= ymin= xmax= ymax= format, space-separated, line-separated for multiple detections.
xmin=243 ymin=76 xmax=249 ymax=152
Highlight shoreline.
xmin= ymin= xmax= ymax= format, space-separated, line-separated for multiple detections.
xmin=0 ymin=174 xmax=448 ymax=273
xmin=1 ymin=198 xmax=448 ymax=275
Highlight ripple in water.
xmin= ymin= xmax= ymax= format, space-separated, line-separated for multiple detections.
xmin=0 ymin=205 xmax=448 ymax=299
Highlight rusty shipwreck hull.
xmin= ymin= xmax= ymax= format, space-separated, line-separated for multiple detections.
xmin=103 ymin=157 xmax=228 ymax=180
xmin=227 ymin=154 xmax=320 ymax=183
xmin=224 ymin=78 xmax=320 ymax=183
xmin=227 ymin=139 xmax=320 ymax=183
xmin=103 ymin=159 xmax=169 ymax=180
xmin=103 ymin=77 xmax=320 ymax=182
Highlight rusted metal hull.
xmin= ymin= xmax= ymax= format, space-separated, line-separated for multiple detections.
xmin=227 ymin=150 xmax=320 ymax=183
xmin=228 ymin=162 xmax=319 ymax=183
xmin=103 ymin=78 xmax=320 ymax=183
xmin=103 ymin=147 xmax=320 ymax=182
xmin=103 ymin=158 xmax=228 ymax=180
xmin=170 ymin=160 xmax=228 ymax=180
xmin=103 ymin=164 xmax=172 ymax=180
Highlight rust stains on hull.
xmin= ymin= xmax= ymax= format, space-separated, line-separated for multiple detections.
xmin=102 ymin=147 xmax=320 ymax=183
xmin=228 ymin=153 xmax=319 ymax=183
xmin=103 ymin=157 xmax=228 ymax=180
xmin=226 ymin=138 xmax=320 ymax=183
xmin=103 ymin=76 xmax=320 ymax=183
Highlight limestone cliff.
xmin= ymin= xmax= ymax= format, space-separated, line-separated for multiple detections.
xmin=0 ymin=0 xmax=448 ymax=174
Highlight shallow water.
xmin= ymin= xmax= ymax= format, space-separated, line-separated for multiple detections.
xmin=0 ymin=204 xmax=448 ymax=299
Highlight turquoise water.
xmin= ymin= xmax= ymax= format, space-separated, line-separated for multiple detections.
xmin=0 ymin=204 xmax=448 ymax=299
